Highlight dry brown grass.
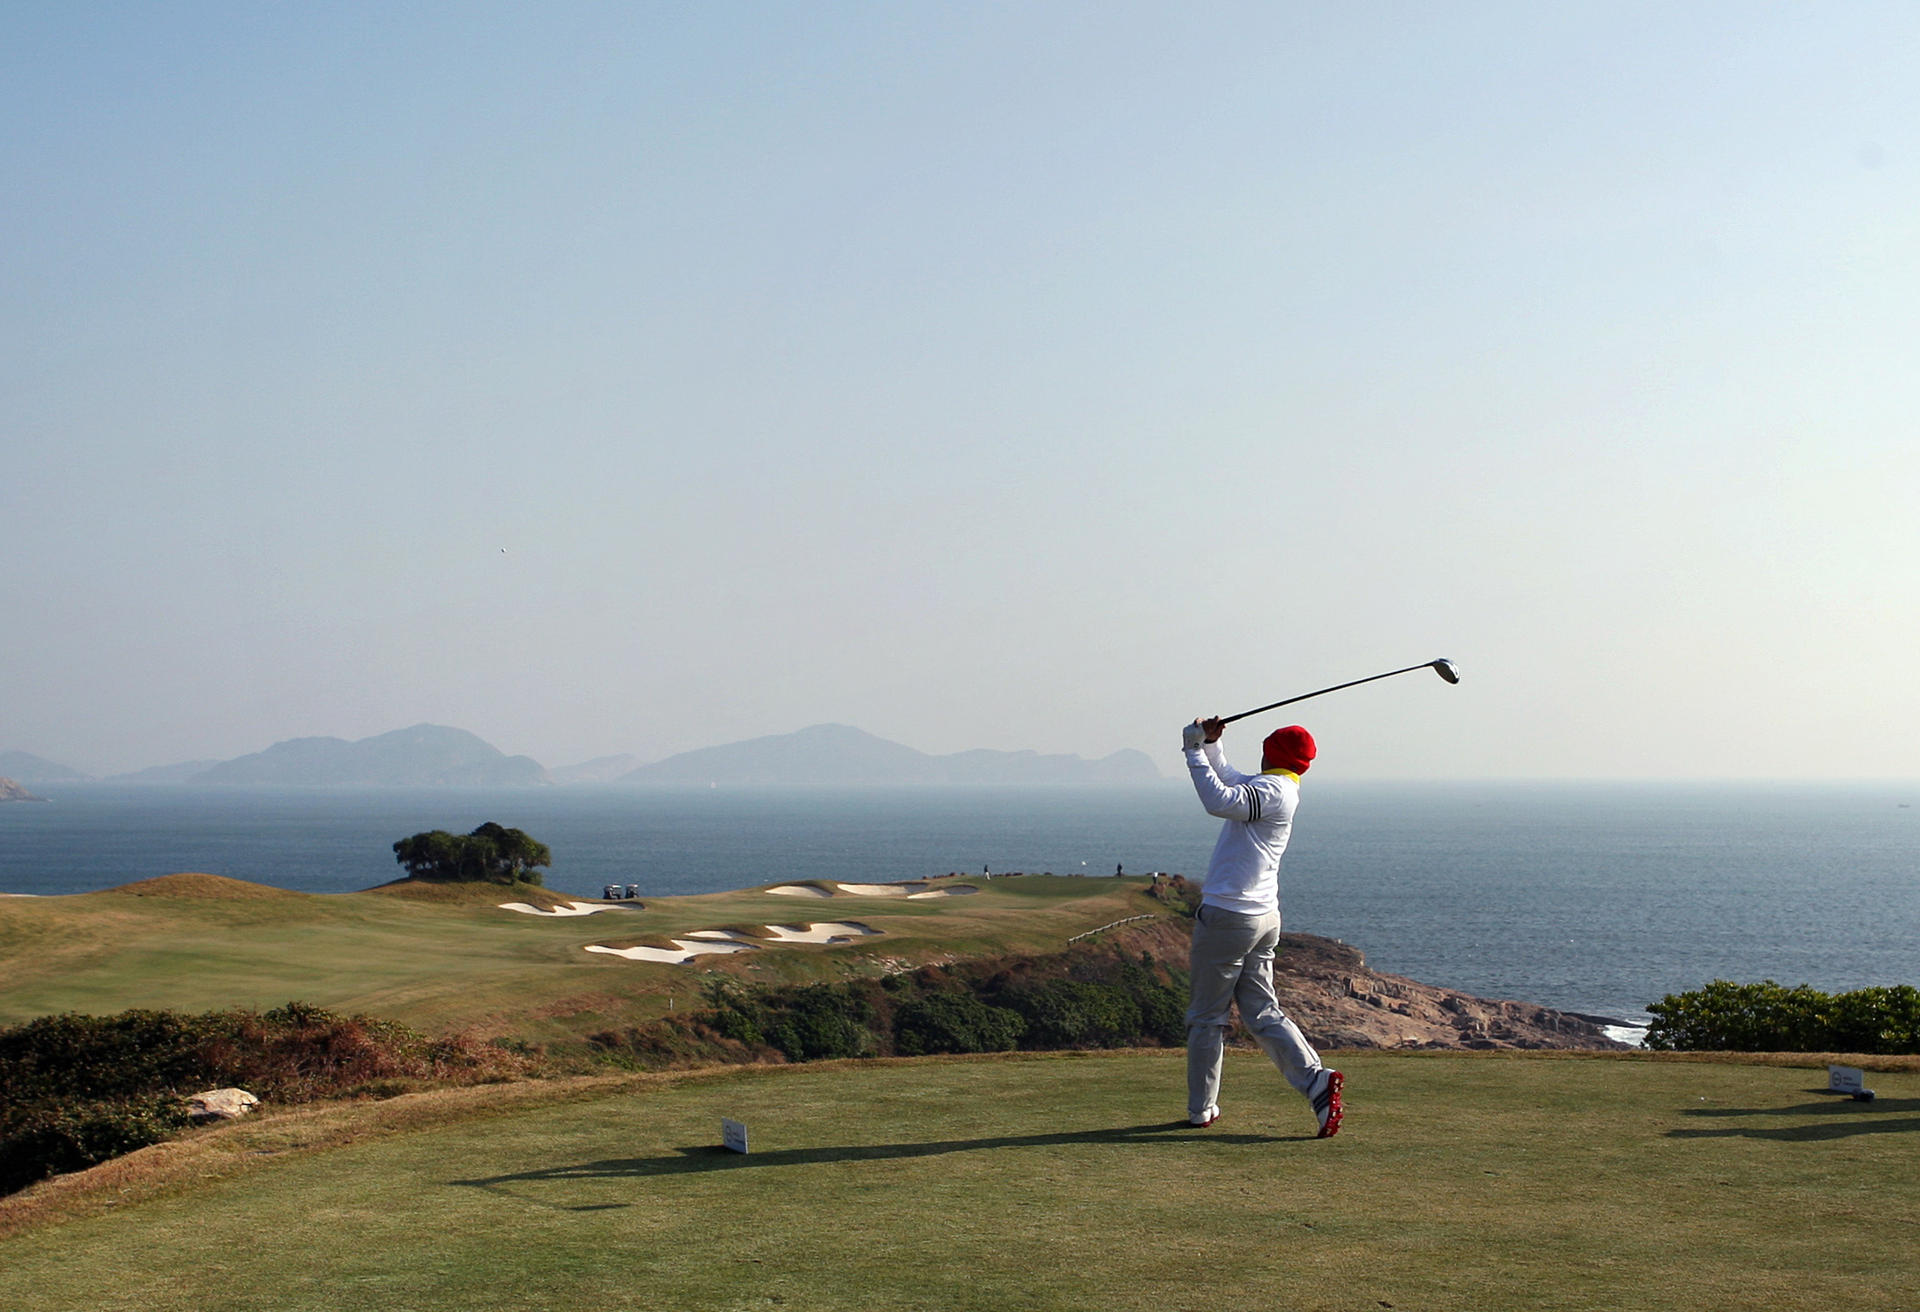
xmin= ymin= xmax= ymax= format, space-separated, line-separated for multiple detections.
xmin=358 ymin=876 xmax=567 ymax=906
xmin=99 ymin=874 xmax=305 ymax=901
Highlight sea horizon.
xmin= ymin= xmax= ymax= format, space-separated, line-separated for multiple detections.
xmin=5 ymin=779 xmax=1917 ymax=1033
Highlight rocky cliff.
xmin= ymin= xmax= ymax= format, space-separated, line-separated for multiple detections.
xmin=1108 ymin=918 xmax=1626 ymax=1051
xmin=1262 ymin=930 xmax=1626 ymax=1050
xmin=0 ymin=777 xmax=48 ymax=803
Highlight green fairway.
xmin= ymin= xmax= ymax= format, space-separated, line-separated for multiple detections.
xmin=0 ymin=873 xmax=1158 ymax=1046
xmin=4 ymin=1051 xmax=1915 ymax=1311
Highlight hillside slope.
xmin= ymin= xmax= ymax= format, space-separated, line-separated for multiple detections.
xmin=0 ymin=873 xmax=1618 ymax=1051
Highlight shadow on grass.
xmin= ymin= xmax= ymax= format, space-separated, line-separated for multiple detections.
xmin=1671 ymin=1097 xmax=1920 ymax=1142
xmin=451 ymin=1120 xmax=1305 ymax=1204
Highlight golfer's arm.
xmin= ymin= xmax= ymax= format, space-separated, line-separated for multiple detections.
xmin=1185 ymin=750 xmax=1257 ymax=820
xmin=1203 ymin=740 xmax=1252 ymax=786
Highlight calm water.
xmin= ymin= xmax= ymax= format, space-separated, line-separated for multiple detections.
xmin=3 ymin=781 xmax=1917 ymax=1027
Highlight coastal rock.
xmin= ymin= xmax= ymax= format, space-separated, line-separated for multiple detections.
xmin=185 ymin=1088 xmax=260 ymax=1122
xmin=1269 ymin=932 xmax=1627 ymax=1051
xmin=1111 ymin=922 xmax=1627 ymax=1051
xmin=0 ymin=777 xmax=48 ymax=803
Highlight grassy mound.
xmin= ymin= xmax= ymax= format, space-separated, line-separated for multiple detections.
xmin=363 ymin=876 xmax=566 ymax=906
xmin=0 ymin=875 xmax=1162 ymax=1047
xmin=100 ymin=874 xmax=305 ymax=901
xmin=1 ymin=1051 xmax=1914 ymax=1311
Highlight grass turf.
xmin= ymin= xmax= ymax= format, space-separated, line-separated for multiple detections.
xmin=3 ymin=1050 xmax=1915 ymax=1311
xmin=0 ymin=873 xmax=1158 ymax=1046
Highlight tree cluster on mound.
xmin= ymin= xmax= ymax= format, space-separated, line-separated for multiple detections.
xmin=588 ymin=943 xmax=1190 ymax=1067
xmin=1646 ymin=980 xmax=1920 ymax=1053
xmin=0 ymin=1004 xmax=532 ymax=1197
xmin=392 ymin=822 xmax=550 ymax=885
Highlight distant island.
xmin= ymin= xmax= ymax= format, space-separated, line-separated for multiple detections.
xmin=192 ymin=725 xmax=547 ymax=788
xmin=619 ymin=723 xmax=1161 ymax=786
xmin=3 ymin=723 xmax=1162 ymax=789
xmin=0 ymin=750 xmax=89 ymax=784
xmin=0 ymin=777 xmax=48 ymax=803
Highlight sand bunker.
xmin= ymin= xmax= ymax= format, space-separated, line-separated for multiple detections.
xmin=583 ymin=919 xmax=886 ymax=963
xmin=769 ymin=880 xmax=980 ymax=900
xmin=762 ymin=921 xmax=879 ymax=944
xmin=836 ymin=881 xmax=982 ymax=898
xmin=499 ymin=900 xmax=624 ymax=917
xmin=586 ymin=939 xmax=758 ymax=964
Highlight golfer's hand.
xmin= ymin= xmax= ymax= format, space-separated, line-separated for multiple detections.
xmin=1201 ymin=717 xmax=1225 ymax=743
xmin=1181 ymin=721 xmax=1206 ymax=750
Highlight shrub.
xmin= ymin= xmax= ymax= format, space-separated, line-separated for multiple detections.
xmin=1645 ymin=980 xmax=1920 ymax=1053
xmin=0 ymin=1003 xmax=536 ymax=1197
xmin=994 ymin=980 xmax=1143 ymax=1050
xmin=893 ymin=993 xmax=1025 ymax=1056
xmin=692 ymin=981 xmax=879 ymax=1062
xmin=0 ymin=1097 xmax=194 ymax=1197
xmin=0 ymin=1009 xmax=223 ymax=1105
xmin=1820 ymin=985 xmax=1920 ymax=1054
xmin=678 ymin=943 xmax=1191 ymax=1068
xmin=763 ymin=985 xmax=878 ymax=1063
xmin=1113 ymin=958 xmax=1188 ymax=1045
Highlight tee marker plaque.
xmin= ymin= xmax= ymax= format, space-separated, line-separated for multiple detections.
xmin=1828 ymin=1065 xmax=1864 ymax=1095
xmin=721 ymin=1117 xmax=750 ymax=1154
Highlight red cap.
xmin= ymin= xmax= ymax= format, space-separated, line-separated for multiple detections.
xmin=1262 ymin=725 xmax=1316 ymax=775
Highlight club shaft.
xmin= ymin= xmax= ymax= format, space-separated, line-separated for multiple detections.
xmin=1218 ymin=663 xmax=1441 ymax=725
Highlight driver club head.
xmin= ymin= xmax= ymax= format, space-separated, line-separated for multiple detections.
xmin=1431 ymin=658 xmax=1460 ymax=685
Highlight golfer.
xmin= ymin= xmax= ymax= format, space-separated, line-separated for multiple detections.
xmin=1180 ymin=715 xmax=1342 ymax=1137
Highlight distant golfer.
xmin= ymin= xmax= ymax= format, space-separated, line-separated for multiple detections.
xmin=1180 ymin=715 xmax=1343 ymax=1137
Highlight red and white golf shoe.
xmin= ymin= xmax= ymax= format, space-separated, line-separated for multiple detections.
xmin=1312 ymin=1069 xmax=1344 ymax=1139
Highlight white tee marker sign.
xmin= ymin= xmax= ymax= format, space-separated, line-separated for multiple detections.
xmin=1828 ymin=1065 xmax=1864 ymax=1094
xmin=722 ymin=1118 xmax=750 ymax=1154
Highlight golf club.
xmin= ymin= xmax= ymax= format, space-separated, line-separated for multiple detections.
xmin=1217 ymin=658 xmax=1460 ymax=725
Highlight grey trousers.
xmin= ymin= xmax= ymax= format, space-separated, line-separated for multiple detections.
xmin=1186 ymin=903 xmax=1323 ymax=1120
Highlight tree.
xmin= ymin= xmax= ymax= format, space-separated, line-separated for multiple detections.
xmin=392 ymin=823 xmax=551 ymax=885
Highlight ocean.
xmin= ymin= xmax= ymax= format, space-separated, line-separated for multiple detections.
xmin=3 ymin=780 xmax=1917 ymax=1031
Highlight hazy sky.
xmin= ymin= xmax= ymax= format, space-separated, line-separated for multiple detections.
xmin=5 ymin=4 xmax=1917 ymax=780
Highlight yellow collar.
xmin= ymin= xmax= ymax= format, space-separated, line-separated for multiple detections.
xmin=1260 ymin=768 xmax=1300 ymax=782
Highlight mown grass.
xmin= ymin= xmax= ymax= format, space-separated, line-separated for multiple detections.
xmin=2 ymin=1050 xmax=1914 ymax=1311
xmin=0 ymin=874 xmax=1157 ymax=1047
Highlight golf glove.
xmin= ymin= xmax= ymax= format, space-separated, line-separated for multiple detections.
xmin=1181 ymin=721 xmax=1206 ymax=750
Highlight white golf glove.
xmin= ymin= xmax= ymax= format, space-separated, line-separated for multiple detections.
xmin=1181 ymin=721 xmax=1206 ymax=750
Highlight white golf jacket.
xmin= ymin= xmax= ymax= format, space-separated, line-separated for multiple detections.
xmin=1183 ymin=740 xmax=1300 ymax=918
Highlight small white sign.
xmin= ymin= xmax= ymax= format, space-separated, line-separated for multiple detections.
xmin=1828 ymin=1064 xmax=1864 ymax=1094
xmin=721 ymin=1117 xmax=750 ymax=1154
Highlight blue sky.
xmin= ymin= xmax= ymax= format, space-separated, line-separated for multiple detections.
xmin=4 ymin=4 xmax=1917 ymax=778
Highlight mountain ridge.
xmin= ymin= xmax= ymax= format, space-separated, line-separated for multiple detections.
xmin=193 ymin=724 xmax=550 ymax=787
xmin=10 ymin=724 xmax=1162 ymax=789
xmin=619 ymin=723 xmax=1162 ymax=786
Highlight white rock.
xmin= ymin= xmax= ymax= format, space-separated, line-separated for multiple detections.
xmin=186 ymin=1088 xmax=260 ymax=1122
